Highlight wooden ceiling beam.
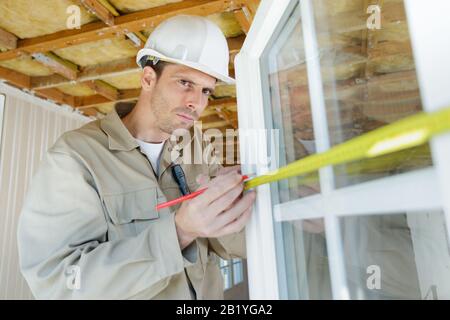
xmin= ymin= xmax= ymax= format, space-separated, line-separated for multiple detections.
xmin=0 ymin=65 xmax=102 ymax=117
xmin=215 ymin=107 xmax=238 ymax=129
xmin=80 ymin=0 xmax=148 ymax=49
xmin=244 ymin=0 xmax=261 ymax=18
xmin=31 ymin=35 xmax=244 ymax=90
xmin=31 ymin=74 xmax=72 ymax=90
xmin=31 ymin=57 xmax=139 ymax=89
xmin=0 ymin=65 xmax=31 ymax=89
xmin=80 ymin=107 xmax=100 ymax=117
xmin=202 ymin=103 xmax=237 ymax=118
xmin=227 ymin=35 xmax=246 ymax=52
xmin=34 ymin=88 xmax=76 ymax=106
xmin=0 ymin=27 xmax=18 ymax=50
xmin=234 ymin=8 xmax=252 ymax=35
xmin=74 ymin=88 xmax=141 ymax=108
xmin=75 ymin=89 xmax=236 ymax=110
xmin=78 ymin=0 xmax=115 ymax=26
xmin=31 ymin=52 xmax=79 ymax=80
xmin=0 ymin=66 xmax=76 ymax=107
xmin=209 ymin=98 xmax=237 ymax=108
xmin=85 ymin=79 xmax=119 ymax=101
xmin=0 ymin=0 xmax=244 ymax=61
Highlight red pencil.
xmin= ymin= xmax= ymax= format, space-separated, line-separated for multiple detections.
xmin=156 ymin=175 xmax=249 ymax=211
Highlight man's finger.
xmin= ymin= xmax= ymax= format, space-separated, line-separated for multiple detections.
xmin=195 ymin=172 xmax=243 ymax=207
xmin=207 ymin=181 xmax=245 ymax=216
xmin=213 ymin=191 xmax=256 ymax=229
xmin=217 ymin=206 xmax=253 ymax=237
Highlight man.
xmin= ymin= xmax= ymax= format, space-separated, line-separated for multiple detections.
xmin=17 ymin=15 xmax=256 ymax=299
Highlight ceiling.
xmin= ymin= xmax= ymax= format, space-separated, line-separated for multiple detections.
xmin=0 ymin=0 xmax=261 ymax=146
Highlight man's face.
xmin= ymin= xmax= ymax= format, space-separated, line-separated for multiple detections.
xmin=147 ymin=64 xmax=217 ymax=135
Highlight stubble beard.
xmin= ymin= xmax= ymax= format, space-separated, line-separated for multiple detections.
xmin=151 ymin=92 xmax=198 ymax=136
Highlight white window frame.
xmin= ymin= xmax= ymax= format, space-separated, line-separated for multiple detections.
xmin=0 ymin=94 xmax=5 ymax=160
xmin=236 ymin=0 xmax=450 ymax=299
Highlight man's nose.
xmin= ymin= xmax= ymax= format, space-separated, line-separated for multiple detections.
xmin=185 ymin=89 xmax=206 ymax=112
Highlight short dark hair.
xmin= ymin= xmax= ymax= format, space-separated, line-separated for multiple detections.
xmin=144 ymin=59 xmax=170 ymax=79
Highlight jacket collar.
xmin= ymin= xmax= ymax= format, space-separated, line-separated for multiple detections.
xmin=100 ymin=103 xmax=200 ymax=177
xmin=100 ymin=104 xmax=140 ymax=151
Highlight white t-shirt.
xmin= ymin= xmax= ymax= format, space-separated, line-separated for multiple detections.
xmin=137 ymin=139 xmax=197 ymax=296
xmin=136 ymin=139 xmax=165 ymax=175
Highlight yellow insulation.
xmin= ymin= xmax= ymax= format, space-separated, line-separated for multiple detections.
xmin=0 ymin=0 xmax=97 ymax=39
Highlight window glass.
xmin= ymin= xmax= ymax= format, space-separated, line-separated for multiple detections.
xmin=312 ymin=0 xmax=432 ymax=188
xmin=232 ymin=259 xmax=244 ymax=285
xmin=266 ymin=3 xmax=320 ymax=204
xmin=220 ymin=258 xmax=245 ymax=290
xmin=220 ymin=262 xmax=232 ymax=290
xmin=340 ymin=210 xmax=450 ymax=299
xmin=274 ymin=218 xmax=332 ymax=299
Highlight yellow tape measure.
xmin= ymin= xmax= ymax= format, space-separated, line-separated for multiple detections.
xmin=244 ymin=107 xmax=450 ymax=190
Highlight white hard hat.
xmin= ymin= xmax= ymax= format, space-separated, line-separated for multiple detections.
xmin=136 ymin=15 xmax=235 ymax=85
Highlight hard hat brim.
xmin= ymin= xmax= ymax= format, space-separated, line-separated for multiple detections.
xmin=136 ymin=48 xmax=236 ymax=85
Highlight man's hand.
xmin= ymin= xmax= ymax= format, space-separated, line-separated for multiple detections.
xmin=175 ymin=171 xmax=256 ymax=249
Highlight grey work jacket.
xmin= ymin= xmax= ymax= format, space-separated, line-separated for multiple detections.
xmin=17 ymin=105 xmax=246 ymax=299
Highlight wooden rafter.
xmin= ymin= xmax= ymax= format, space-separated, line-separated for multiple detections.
xmin=203 ymin=98 xmax=238 ymax=128
xmin=75 ymin=86 xmax=237 ymax=109
xmin=215 ymin=107 xmax=238 ymax=129
xmin=97 ymin=0 xmax=120 ymax=15
xmin=209 ymin=98 xmax=237 ymax=108
xmin=74 ymin=88 xmax=141 ymax=108
xmin=80 ymin=107 xmax=100 ymax=117
xmin=227 ymin=35 xmax=246 ymax=52
xmin=0 ymin=65 xmax=31 ymax=89
xmin=0 ymin=63 xmax=97 ymax=115
xmin=85 ymin=80 xmax=119 ymax=101
xmin=30 ymin=36 xmax=245 ymax=90
xmin=31 ymin=57 xmax=138 ymax=89
xmin=0 ymin=0 xmax=245 ymax=61
xmin=244 ymin=0 xmax=261 ymax=18
xmin=0 ymin=1 xmax=251 ymax=122
xmin=0 ymin=27 xmax=18 ymax=50
xmin=34 ymin=88 xmax=76 ymax=106
xmin=79 ymin=0 xmax=147 ymax=49
xmin=78 ymin=0 xmax=115 ymax=26
xmin=234 ymin=8 xmax=252 ymax=34
xmin=31 ymin=52 xmax=79 ymax=80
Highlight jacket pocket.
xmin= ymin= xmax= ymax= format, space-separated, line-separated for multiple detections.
xmin=103 ymin=187 xmax=160 ymax=238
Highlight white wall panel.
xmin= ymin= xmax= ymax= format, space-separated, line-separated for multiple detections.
xmin=0 ymin=83 xmax=90 ymax=299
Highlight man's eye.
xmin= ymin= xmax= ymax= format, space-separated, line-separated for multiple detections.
xmin=203 ymin=89 xmax=212 ymax=96
xmin=179 ymin=80 xmax=190 ymax=87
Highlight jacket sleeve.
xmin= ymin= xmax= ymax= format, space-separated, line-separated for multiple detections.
xmin=206 ymin=162 xmax=247 ymax=260
xmin=17 ymin=149 xmax=195 ymax=299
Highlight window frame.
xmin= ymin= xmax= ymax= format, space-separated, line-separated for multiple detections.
xmin=0 ymin=94 xmax=5 ymax=162
xmin=235 ymin=0 xmax=450 ymax=299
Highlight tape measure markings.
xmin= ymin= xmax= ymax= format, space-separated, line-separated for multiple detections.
xmin=244 ymin=107 xmax=450 ymax=190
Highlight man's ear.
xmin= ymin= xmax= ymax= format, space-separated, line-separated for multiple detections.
xmin=141 ymin=66 xmax=158 ymax=92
